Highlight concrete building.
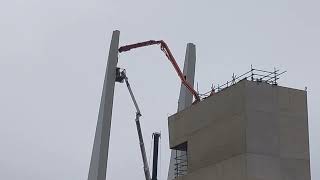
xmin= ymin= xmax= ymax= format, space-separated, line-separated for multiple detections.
xmin=168 ymin=80 xmax=311 ymax=180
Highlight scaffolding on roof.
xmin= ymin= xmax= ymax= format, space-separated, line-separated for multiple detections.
xmin=199 ymin=65 xmax=287 ymax=98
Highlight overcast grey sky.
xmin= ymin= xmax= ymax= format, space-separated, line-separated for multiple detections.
xmin=0 ymin=0 xmax=319 ymax=179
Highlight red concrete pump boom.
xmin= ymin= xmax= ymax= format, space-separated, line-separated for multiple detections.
xmin=118 ymin=40 xmax=201 ymax=102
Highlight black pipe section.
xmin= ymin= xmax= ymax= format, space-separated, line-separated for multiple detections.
xmin=151 ymin=132 xmax=161 ymax=180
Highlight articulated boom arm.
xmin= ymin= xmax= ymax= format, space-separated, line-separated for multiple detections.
xmin=118 ymin=40 xmax=200 ymax=102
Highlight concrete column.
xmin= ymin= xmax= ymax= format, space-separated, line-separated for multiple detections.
xmin=167 ymin=43 xmax=196 ymax=180
xmin=88 ymin=30 xmax=120 ymax=180
xmin=177 ymin=43 xmax=196 ymax=111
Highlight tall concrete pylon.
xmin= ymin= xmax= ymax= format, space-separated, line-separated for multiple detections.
xmin=167 ymin=43 xmax=196 ymax=180
xmin=88 ymin=30 xmax=120 ymax=180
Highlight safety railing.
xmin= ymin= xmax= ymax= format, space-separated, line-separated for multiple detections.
xmin=199 ymin=65 xmax=286 ymax=98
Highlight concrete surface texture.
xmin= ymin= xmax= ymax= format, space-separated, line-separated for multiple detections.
xmin=87 ymin=30 xmax=120 ymax=180
xmin=168 ymin=80 xmax=310 ymax=180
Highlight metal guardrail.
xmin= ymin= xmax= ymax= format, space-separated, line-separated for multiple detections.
xmin=199 ymin=66 xmax=287 ymax=98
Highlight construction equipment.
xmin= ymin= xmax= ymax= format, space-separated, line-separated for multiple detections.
xmin=115 ymin=68 xmax=152 ymax=180
xmin=118 ymin=40 xmax=201 ymax=102
xmin=151 ymin=132 xmax=161 ymax=180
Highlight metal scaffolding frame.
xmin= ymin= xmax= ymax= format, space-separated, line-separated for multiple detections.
xmin=199 ymin=65 xmax=287 ymax=98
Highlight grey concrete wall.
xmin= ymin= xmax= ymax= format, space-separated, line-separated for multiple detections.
xmin=168 ymin=80 xmax=246 ymax=149
xmin=176 ymin=154 xmax=247 ymax=180
xmin=168 ymin=80 xmax=311 ymax=180
xmin=245 ymin=81 xmax=310 ymax=180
